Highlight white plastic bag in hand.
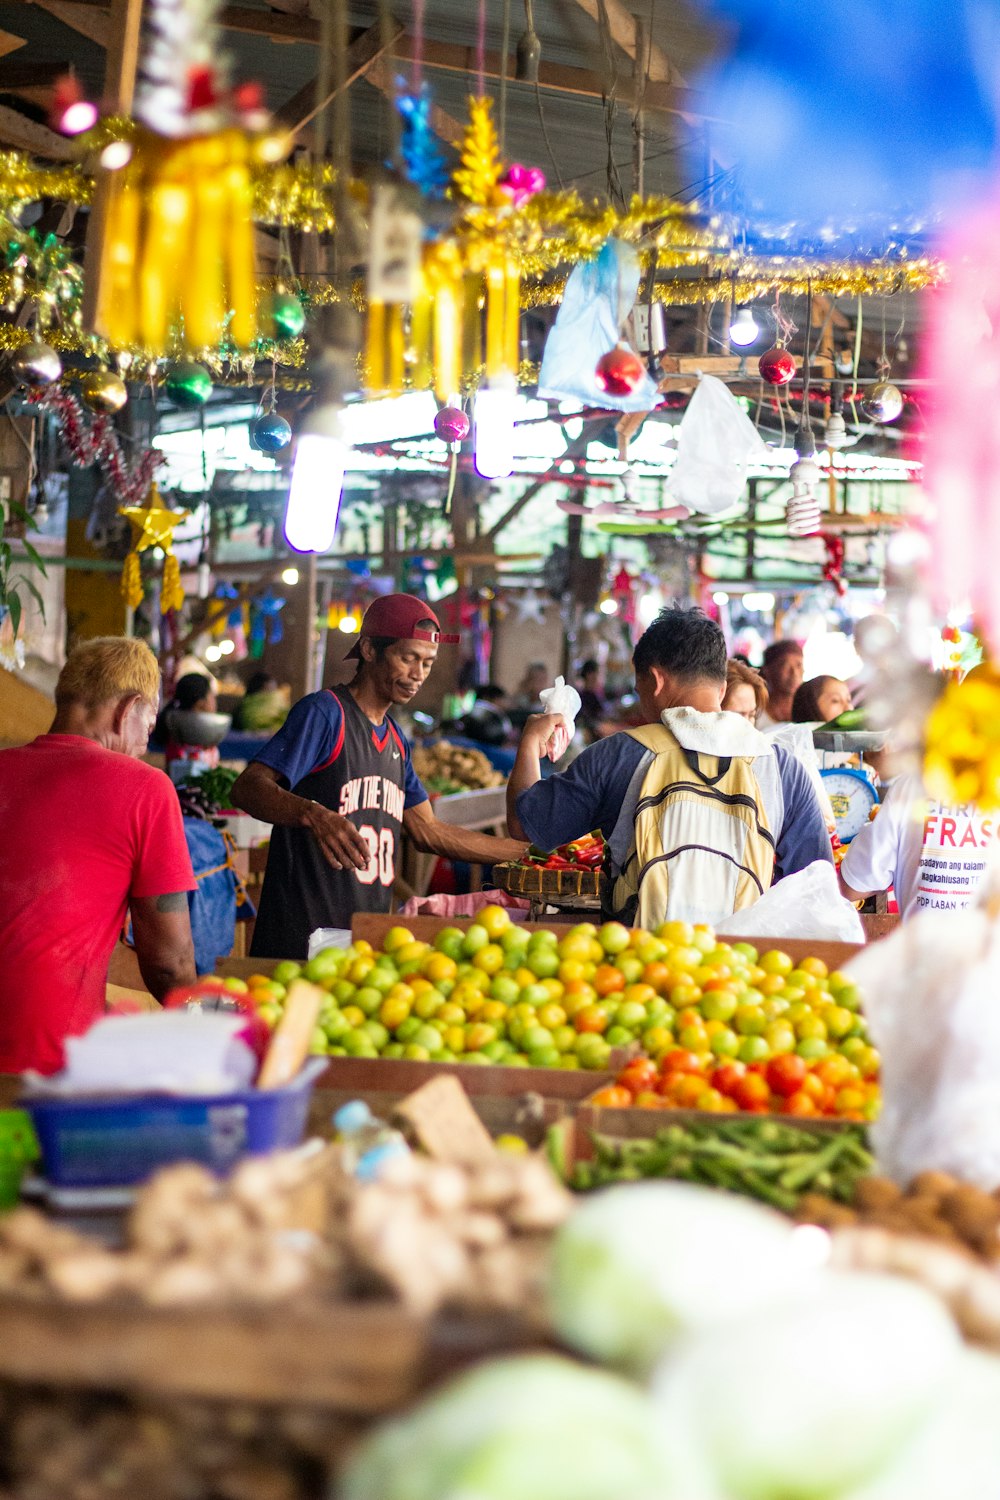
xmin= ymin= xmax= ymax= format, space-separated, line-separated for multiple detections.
xmin=717 ymin=861 xmax=864 ymax=942
xmin=538 ymin=676 xmax=582 ymax=762
xmin=668 ymin=374 xmax=768 ymax=515
xmin=845 ymin=909 xmax=1000 ymax=1189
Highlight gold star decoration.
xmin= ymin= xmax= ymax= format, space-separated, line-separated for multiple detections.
xmin=118 ymin=484 xmax=191 ymax=612
xmin=118 ymin=483 xmax=190 ymax=554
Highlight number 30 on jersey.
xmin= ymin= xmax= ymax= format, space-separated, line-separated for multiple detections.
xmin=355 ymin=826 xmax=395 ymax=886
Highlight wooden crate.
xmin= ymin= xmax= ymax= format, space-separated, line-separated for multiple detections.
xmin=0 ymin=1291 xmax=549 ymax=1412
xmin=306 ymin=1054 xmax=612 ymax=1142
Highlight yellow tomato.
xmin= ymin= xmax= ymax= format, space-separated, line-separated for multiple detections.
xmin=477 ymin=904 xmax=512 ymax=940
xmin=382 ymin=926 xmax=415 ymax=953
xmin=472 ymin=944 xmax=505 ymax=976
xmin=423 ymin=952 xmax=458 ymax=984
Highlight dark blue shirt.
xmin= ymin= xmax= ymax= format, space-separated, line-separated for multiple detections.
xmin=516 ymin=733 xmax=832 ymax=880
xmin=252 ymin=690 xmax=428 ymax=807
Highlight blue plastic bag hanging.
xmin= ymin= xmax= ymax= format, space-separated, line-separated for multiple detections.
xmin=667 ymin=374 xmax=768 ymax=515
xmin=538 ymin=240 xmax=659 ymax=412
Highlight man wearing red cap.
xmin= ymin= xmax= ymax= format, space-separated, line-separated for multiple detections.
xmin=232 ymin=594 xmax=526 ymax=957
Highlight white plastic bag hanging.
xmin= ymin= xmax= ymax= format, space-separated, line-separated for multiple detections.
xmin=668 ymin=374 xmax=768 ymax=514
xmin=537 ymin=240 xmax=659 ymax=412
xmin=845 ymin=907 xmax=1000 ymax=1189
xmin=538 ymin=676 xmax=582 ymax=761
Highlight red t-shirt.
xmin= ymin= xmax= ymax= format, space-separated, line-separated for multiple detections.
xmin=0 ymin=735 xmax=195 ymax=1074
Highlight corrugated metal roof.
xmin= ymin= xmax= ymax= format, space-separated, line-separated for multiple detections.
xmin=0 ymin=0 xmax=720 ymax=198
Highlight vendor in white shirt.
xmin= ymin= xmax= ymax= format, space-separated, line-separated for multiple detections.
xmin=841 ymin=775 xmax=992 ymax=918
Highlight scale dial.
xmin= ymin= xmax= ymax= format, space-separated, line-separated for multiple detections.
xmin=819 ymin=767 xmax=880 ymax=842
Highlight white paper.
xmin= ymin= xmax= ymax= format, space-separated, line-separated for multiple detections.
xmin=29 ymin=1013 xmax=257 ymax=1096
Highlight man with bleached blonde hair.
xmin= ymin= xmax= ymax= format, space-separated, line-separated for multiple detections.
xmin=0 ymin=636 xmax=196 ymax=1073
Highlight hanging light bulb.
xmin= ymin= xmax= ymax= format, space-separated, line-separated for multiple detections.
xmin=474 ymin=375 xmax=517 ymax=480
xmin=284 ymin=403 xmax=348 ymax=553
xmin=787 ymin=423 xmax=822 ymax=538
xmin=729 ymin=306 xmax=759 ymax=348
xmin=515 ymin=0 xmax=541 ymax=81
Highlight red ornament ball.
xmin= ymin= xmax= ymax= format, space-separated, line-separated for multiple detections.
xmin=434 ymin=406 xmax=470 ymax=444
xmin=595 ymin=344 xmax=645 ymax=397
xmin=758 ymin=346 xmax=796 ymax=386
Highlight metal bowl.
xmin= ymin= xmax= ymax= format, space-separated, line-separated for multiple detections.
xmin=165 ymin=709 xmax=233 ymax=748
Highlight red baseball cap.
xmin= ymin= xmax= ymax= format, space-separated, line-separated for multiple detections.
xmin=344 ymin=593 xmax=460 ymax=659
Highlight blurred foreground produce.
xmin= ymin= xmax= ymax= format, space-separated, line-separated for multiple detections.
xmin=342 ymin=1355 xmax=673 ymax=1500
xmin=800 ymin=1169 xmax=1000 ymax=1260
xmin=0 ymin=1142 xmax=570 ymax=1317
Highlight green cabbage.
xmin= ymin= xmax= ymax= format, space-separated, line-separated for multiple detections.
xmin=548 ymin=1182 xmax=817 ymax=1372
xmin=843 ymin=1346 xmax=1000 ymax=1500
xmin=341 ymin=1354 xmax=671 ymax=1500
xmin=652 ymin=1271 xmax=961 ymax=1500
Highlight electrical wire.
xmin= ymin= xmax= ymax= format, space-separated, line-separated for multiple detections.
xmin=499 ymin=0 xmax=512 ymax=156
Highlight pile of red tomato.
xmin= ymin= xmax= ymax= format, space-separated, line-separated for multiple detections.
xmin=590 ymin=1048 xmax=880 ymax=1121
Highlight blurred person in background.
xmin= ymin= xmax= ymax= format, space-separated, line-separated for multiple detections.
xmin=758 ymin=640 xmax=804 ymax=726
xmin=793 ymin=675 xmax=853 ymax=725
xmin=462 ymin=684 xmax=514 ymax=747
xmin=157 ymin=672 xmax=220 ymax=779
xmin=722 ymin=660 xmax=769 ymax=723
xmin=0 ymin=638 xmax=196 ymax=1072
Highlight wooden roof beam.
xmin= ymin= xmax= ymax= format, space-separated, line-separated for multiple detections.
xmin=564 ymin=0 xmax=684 ymax=85
xmin=397 ymin=34 xmax=712 ymax=121
xmin=277 ymin=18 xmax=404 ymax=133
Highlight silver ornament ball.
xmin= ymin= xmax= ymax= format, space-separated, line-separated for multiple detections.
xmin=862 ymin=381 xmax=904 ymax=424
xmin=10 ymin=340 xmax=62 ymax=389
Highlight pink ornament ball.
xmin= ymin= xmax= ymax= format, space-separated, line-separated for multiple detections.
xmin=434 ymin=406 xmax=470 ymax=444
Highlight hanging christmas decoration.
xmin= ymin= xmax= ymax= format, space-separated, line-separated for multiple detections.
xmin=165 ymin=360 xmax=213 ymax=408
xmin=249 ymin=588 xmax=286 ymax=658
xmin=80 ymin=368 xmax=128 ymax=413
xmin=397 ymin=86 xmax=450 ymax=199
xmin=923 ymin=660 xmax=1000 ymax=810
xmin=498 ymin=164 xmax=545 ymax=208
xmin=265 ymin=288 xmax=306 ymax=342
xmin=84 ymin=0 xmax=285 ymax=355
xmin=595 ymin=343 xmax=646 ymax=397
xmin=434 ymin=405 xmax=470 ymax=444
xmin=861 ymin=380 xmax=904 ymax=423
xmin=31 ymin=388 xmax=161 ymax=508
xmin=118 ymin=483 xmax=190 ymax=613
xmin=515 ymin=587 xmax=546 ymax=623
xmin=757 ymin=345 xmax=796 ymax=386
xmin=820 ymin=531 xmax=847 ymax=595
xmin=9 ymin=340 xmax=61 ymax=388
xmin=250 ymin=410 xmax=292 ymax=452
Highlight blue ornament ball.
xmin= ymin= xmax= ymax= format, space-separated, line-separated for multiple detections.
xmin=250 ymin=412 xmax=292 ymax=453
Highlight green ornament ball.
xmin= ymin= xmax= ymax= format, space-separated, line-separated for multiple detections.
xmin=267 ymin=290 xmax=306 ymax=342
xmin=165 ymin=360 xmax=212 ymax=408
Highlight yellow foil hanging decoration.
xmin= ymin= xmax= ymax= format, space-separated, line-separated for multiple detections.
xmin=923 ymin=661 xmax=1000 ymax=809
xmin=118 ymin=484 xmax=191 ymax=615
xmin=83 ymin=0 xmax=282 ymax=356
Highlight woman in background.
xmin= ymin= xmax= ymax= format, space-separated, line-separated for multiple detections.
xmin=159 ymin=673 xmax=220 ymax=781
xmin=722 ymin=660 xmax=769 ymax=723
xmin=792 ymin=675 xmax=852 ymax=725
